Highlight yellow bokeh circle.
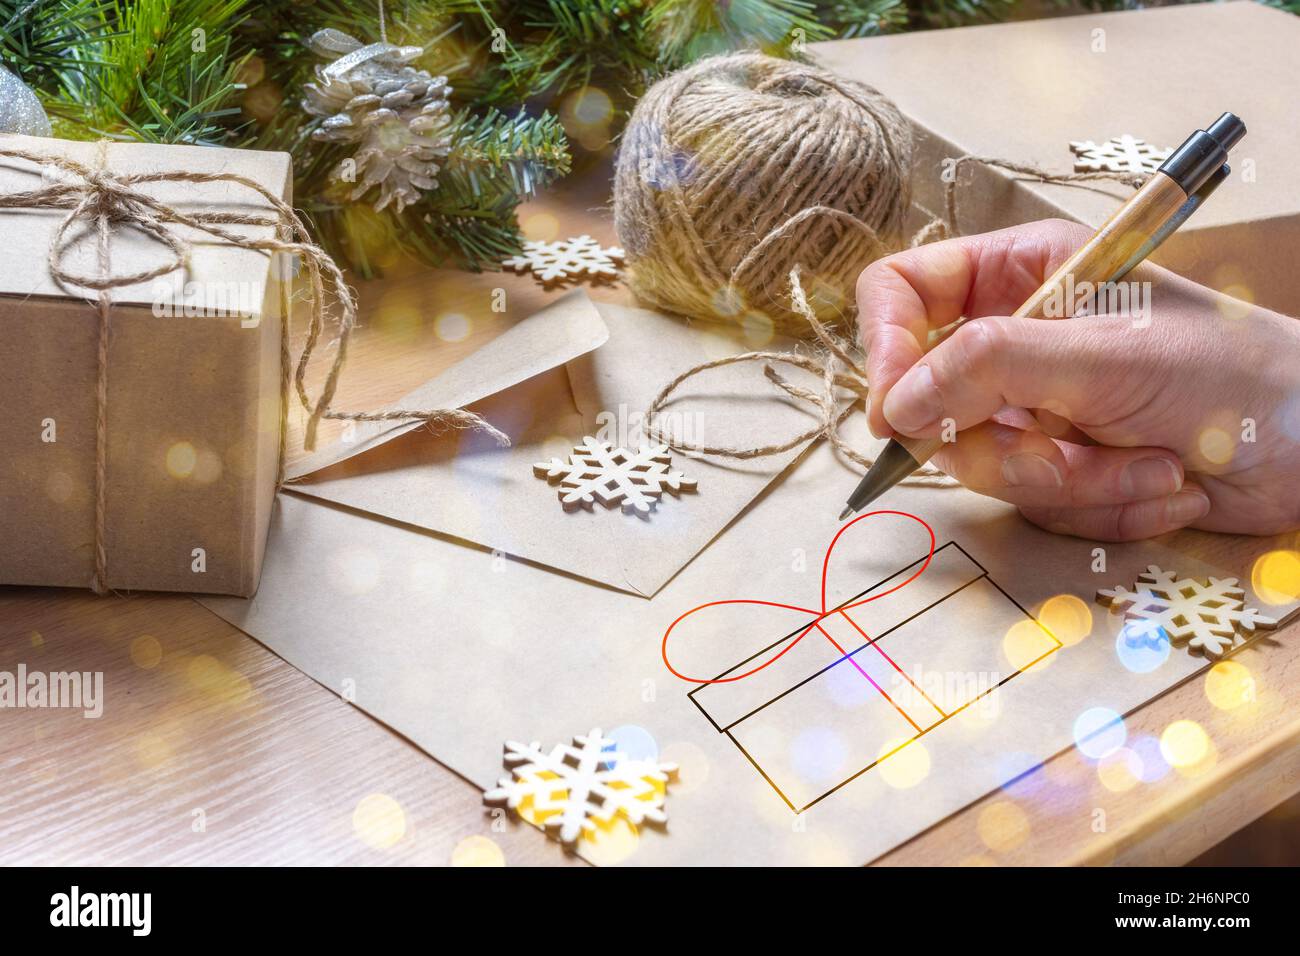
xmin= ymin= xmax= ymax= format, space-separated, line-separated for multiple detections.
xmin=1205 ymin=660 xmax=1255 ymax=711
xmin=1160 ymin=720 xmax=1210 ymax=768
xmin=1252 ymin=549 xmax=1300 ymax=606
xmin=877 ymin=738 xmax=930 ymax=789
xmin=1003 ymin=619 xmax=1056 ymax=671
xmin=130 ymin=634 xmax=163 ymax=669
xmin=977 ymin=801 xmax=1030 ymax=853
xmin=450 ymin=835 xmax=505 ymax=867
xmin=1038 ymin=594 xmax=1092 ymax=646
xmin=165 ymin=441 xmax=197 ymax=478
xmin=353 ymin=793 xmax=406 ymax=850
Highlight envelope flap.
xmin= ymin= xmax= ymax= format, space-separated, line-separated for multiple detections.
xmin=288 ymin=289 xmax=609 ymax=478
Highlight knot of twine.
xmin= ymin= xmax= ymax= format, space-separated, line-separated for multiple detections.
xmin=644 ymin=155 xmax=1147 ymax=478
xmin=0 ymin=142 xmax=507 ymax=594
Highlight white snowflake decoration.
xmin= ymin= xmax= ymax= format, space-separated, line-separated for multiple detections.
xmin=533 ymin=436 xmax=697 ymax=515
xmin=483 ymin=729 xmax=679 ymax=850
xmin=1096 ymin=565 xmax=1278 ymax=659
xmin=1070 ymin=135 xmax=1173 ymax=175
xmin=502 ymin=235 xmax=625 ymax=286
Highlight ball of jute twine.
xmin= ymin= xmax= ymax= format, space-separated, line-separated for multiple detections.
xmin=614 ymin=52 xmax=912 ymax=337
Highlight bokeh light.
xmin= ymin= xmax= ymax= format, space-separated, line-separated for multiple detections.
xmin=1160 ymin=720 xmax=1210 ymax=769
xmin=977 ymin=801 xmax=1030 ymax=853
xmin=185 ymin=654 xmax=252 ymax=708
xmin=1073 ymin=706 xmax=1126 ymax=760
xmin=1097 ymin=747 xmax=1143 ymax=793
xmin=877 ymin=738 xmax=930 ymax=789
xmin=1003 ymin=619 xmax=1057 ymax=671
xmin=165 ymin=441 xmax=197 ymax=478
xmin=606 ymin=725 xmax=659 ymax=762
xmin=1038 ymin=594 xmax=1092 ymax=646
xmin=660 ymin=741 xmax=710 ymax=795
xmin=996 ymin=752 xmax=1046 ymax=800
xmin=580 ymin=817 xmax=640 ymax=865
xmin=1115 ymin=623 xmax=1170 ymax=673
xmin=521 ymin=211 xmax=560 ymax=243
xmin=450 ymin=835 xmax=505 ymax=867
xmin=134 ymin=733 xmax=172 ymax=770
xmin=1251 ymin=549 xmax=1300 ymax=606
xmin=352 ymin=793 xmax=406 ymax=850
xmin=1128 ymin=734 xmax=1171 ymax=783
xmin=435 ymin=311 xmax=471 ymax=342
xmin=790 ymin=727 xmax=847 ymax=785
xmin=1216 ymin=284 xmax=1254 ymax=320
xmin=45 ymin=470 xmax=76 ymax=504
xmin=1205 ymin=660 xmax=1255 ymax=710
xmin=561 ymin=85 xmax=614 ymax=152
xmin=1197 ymin=426 xmax=1235 ymax=466
xmin=130 ymin=634 xmax=162 ymax=669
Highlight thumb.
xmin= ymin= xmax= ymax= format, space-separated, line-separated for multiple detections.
xmin=881 ymin=315 xmax=1154 ymax=437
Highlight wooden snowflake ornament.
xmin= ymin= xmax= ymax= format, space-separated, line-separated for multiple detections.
xmin=533 ymin=436 xmax=697 ymax=515
xmin=502 ymin=235 xmax=625 ymax=286
xmin=1096 ymin=565 xmax=1278 ymax=659
xmin=483 ymin=729 xmax=679 ymax=850
xmin=1070 ymin=135 xmax=1173 ymax=175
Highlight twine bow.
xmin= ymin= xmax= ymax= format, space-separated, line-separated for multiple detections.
xmin=0 ymin=141 xmax=507 ymax=594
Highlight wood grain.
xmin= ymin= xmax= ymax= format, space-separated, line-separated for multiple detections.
xmin=1 ymin=175 xmax=1296 ymax=866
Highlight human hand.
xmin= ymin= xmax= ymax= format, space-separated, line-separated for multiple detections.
xmin=856 ymin=219 xmax=1300 ymax=540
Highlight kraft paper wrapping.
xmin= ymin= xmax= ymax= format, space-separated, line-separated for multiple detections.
xmin=813 ymin=2 xmax=1300 ymax=317
xmin=0 ymin=134 xmax=292 ymax=595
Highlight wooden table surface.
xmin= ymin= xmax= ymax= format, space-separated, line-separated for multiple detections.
xmin=2 ymin=175 xmax=1297 ymax=867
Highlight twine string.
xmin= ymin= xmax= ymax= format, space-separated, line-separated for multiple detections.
xmin=644 ymin=156 xmax=1147 ymax=478
xmin=0 ymin=143 xmax=507 ymax=593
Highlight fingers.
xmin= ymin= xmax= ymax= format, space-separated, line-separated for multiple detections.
xmin=1018 ymin=481 xmax=1212 ymax=542
xmin=880 ymin=314 xmax=1153 ymax=438
xmin=931 ymin=421 xmax=1186 ymax=508
xmin=856 ymin=219 xmax=1092 ymax=436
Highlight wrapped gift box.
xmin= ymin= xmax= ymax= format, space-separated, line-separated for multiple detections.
xmin=813 ymin=1 xmax=1300 ymax=314
xmin=0 ymin=134 xmax=292 ymax=596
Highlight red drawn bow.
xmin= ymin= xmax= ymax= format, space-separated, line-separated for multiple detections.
xmin=661 ymin=510 xmax=936 ymax=685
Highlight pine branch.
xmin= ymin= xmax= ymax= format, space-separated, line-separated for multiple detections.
xmin=646 ymin=0 xmax=833 ymax=62
xmin=36 ymin=0 xmax=252 ymax=143
xmin=817 ymin=0 xmax=909 ymax=37
xmin=300 ymin=105 xmax=569 ymax=274
xmin=0 ymin=1 xmax=112 ymax=81
xmin=439 ymin=107 xmax=570 ymax=202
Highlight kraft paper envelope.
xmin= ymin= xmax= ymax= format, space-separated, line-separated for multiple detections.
xmin=289 ymin=297 xmax=822 ymax=597
xmin=287 ymin=289 xmax=610 ymax=479
xmin=202 ymin=410 xmax=1299 ymax=866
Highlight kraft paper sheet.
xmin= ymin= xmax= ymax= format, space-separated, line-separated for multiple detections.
xmin=200 ymin=301 xmax=1299 ymax=865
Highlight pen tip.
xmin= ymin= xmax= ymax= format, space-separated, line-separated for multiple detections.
xmin=838 ymin=506 xmax=854 ymax=522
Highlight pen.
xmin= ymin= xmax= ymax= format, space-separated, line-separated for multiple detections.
xmin=838 ymin=112 xmax=1246 ymax=521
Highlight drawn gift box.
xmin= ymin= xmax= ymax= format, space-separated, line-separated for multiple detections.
xmin=689 ymin=541 xmax=1061 ymax=812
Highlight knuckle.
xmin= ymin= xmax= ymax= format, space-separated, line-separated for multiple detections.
xmin=1111 ymin=503 xmax=1148 ymax=541
xmin=946 ymin=317 xmax=1007 ymax=380
xmin=855 ymin=256 xmax=901 ymax=307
